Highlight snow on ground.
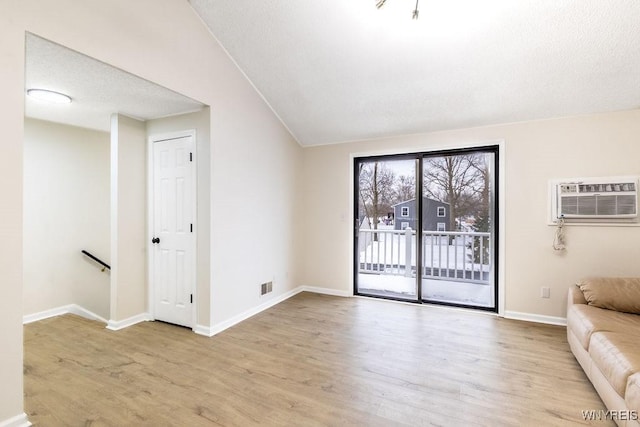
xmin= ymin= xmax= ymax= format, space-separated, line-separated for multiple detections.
xmin=357 ymin=226 xmax=494 ymax=307
xmin=358 ymin=274 xmax=493 ymax=307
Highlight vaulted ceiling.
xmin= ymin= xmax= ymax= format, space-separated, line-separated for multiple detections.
xmin=190 ymin=0 xmax=640 ymax=146
xmin=24 ymin=2 xmax=640 ymax=146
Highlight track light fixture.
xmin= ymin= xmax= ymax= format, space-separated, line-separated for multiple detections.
xmin=376 ymin=0 xmax=420 ymax=19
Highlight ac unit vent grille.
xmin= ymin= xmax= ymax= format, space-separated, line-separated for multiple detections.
xmin=560 ymin=195 xmax=637 ymax=217
xmin=550 ymin=176 xmax=639 ymax=223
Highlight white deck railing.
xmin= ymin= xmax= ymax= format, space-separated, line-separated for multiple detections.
xmin=358 ymin=228 xmax=491 ymax=285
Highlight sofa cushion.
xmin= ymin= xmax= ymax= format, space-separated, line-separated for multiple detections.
xmin=626 ymin=373 xmax=640 ymax=413
xmin=578 ymin=277 xmax=640 ymax=314
xmin=568 ymin=284 xmax=588 ymax=305
xmin=589 ymin=332 xmax=640 ymax=397
xmin=567 ymin=304 xmax=640 ymax=350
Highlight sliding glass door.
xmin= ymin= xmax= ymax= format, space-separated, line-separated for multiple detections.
xmin=355 ymin=157 xmax=418 ymax=301
xmin=420 ymin=150 xmax=496 ymax=308
xmin=354 ymin=147 xmax=498 ymax=311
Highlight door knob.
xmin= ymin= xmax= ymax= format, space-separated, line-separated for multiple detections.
xmin=152 ymin=237 xmax=160 ymax=244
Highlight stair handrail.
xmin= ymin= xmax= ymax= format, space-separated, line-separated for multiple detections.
xmin=81 ymin=250 xmax=111 ymax=272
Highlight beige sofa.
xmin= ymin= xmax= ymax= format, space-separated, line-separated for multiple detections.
xmin=567 ymin=277 xmax=640 ymax=427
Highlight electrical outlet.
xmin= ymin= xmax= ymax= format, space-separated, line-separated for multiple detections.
xmin=541 ymin=287 xmax=551 ymax=298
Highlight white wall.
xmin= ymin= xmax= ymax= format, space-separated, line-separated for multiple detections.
xmin=210 ymin=107 xmax=302 ymax=326
xmin=299 ymin=110 xmax=640 ymax=321
xmin=1 ymin=1 xmax=301 ymax=422
xmin=110 ymin=114 xmax=147 ymax=323
xmin=147 ymin=109 xmax=211 ymax=327
xmin=0 ymin=14 xmax=25 ymax=424
xmin=23 ymin=118 xmax=110 ymax=319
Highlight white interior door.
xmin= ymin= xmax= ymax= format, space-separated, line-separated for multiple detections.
xmin=151 ymin=134 xmax=195 ymax=327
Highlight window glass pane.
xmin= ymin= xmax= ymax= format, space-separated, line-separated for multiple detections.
xmin=421 ymin=151 xmax=495 ymax=309
xmin=356 ymin=158 xmax=417 ymax=301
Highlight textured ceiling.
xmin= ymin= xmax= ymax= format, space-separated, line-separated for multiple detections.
xmin=190 ymin=0 xmax=640 ymax=146
xmin=25 ymin=34 xmax=204 ymax=132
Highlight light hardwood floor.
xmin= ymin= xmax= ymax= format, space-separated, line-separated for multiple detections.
xmin=24 ymin=292 xmax=612 ymax=426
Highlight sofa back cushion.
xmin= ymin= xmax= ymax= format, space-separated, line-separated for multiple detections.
xmin=578 ymin=277 xmax=640 ymax=314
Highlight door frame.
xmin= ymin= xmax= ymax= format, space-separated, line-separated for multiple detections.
xmin=350 ymin=140 xmax=506 ymax=316
xmin=353 ymin=154 xmax=421 ymax=302
xmin=147 ymin=129 xmax=197 ymax=329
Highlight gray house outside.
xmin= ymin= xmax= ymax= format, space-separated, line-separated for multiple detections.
xmin=392 ymin=198 xmax=450 ymax=231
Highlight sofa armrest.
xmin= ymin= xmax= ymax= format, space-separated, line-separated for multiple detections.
xmin=568 ymin=284 xmax=587 ymax=306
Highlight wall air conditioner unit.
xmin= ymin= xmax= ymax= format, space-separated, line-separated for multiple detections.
xmin=550 ymin=176 xmax=639 ymax=224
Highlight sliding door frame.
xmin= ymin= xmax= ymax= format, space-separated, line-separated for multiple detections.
xmin=353 ymin=143 xmax=502 ymax=313
xmin=353 ymin=153 xmax=421 ymax=303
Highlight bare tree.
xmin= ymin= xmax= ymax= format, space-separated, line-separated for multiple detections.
xmin=473 ymin=160 xmax=490 ymax=231
xmin=423 ymin=154 xmax=485 ymax=232
xmin=393 ymin=174 xmax=416 ymax=204
xmin=467 ymin=156 xmax=491 ymax=263
xmin=359 ymin=162 xmax=396 ymax=240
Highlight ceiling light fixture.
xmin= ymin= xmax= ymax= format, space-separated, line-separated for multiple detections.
xmin=26 ymin=88 xmax=72 ymax=104
xmin=376 ymin=0 xmax=420 ymax=19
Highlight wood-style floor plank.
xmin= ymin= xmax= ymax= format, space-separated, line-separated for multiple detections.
xmin=24 ymin=292 xmax=612 ymax=426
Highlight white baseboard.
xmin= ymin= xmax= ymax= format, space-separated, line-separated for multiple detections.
xmin=21 ymin=285 xmax=351 ymax=336
xmin=0 ymin=413 xmax=31 ymax=427
xmin=24 ymin=305 xmax=152 ymax=331
xmin=23 ymin=304 xmax=107 ymax=325
xmin=193 ymin=324 xmax=213 ymax=337
xmin=504 ymin=310 xmax=566 ymax=326
xmin=68 ymin=305 xmax=109 ymax=323
xmin=300 ymin=287 xmax=567 ymax=328
xmin=300 ymin=285 xmax=352 ymax=297
xmin=106 ymin=313 xmax=153 ymax=331
xmin=197 ymin=287 xmax=306 ymax=337
xmin=194 ymin=285 xmax=351 ymax=338
xmin=23 ymin=305 xmax=71 ymax=324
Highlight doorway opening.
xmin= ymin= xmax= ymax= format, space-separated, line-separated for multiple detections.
xmin=354 ymin=146 xmax=499 ymax=311
xmin=23 ymin=33 xmax=208 ymax=328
